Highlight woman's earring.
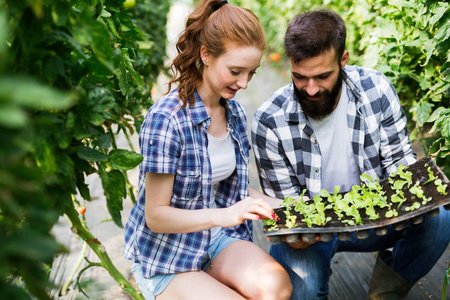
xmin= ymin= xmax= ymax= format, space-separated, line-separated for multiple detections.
xmin=202 ymin=57 xmax=208 ymax=67
xmin=195 ymin=58 xmax=201 ymax=69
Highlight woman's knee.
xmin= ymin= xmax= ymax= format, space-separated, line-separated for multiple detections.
xmin=245 ymin=267 xmax=293 ymax=300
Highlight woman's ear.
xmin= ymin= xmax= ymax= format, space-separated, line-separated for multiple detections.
xmin=200 ymin=45 xmax=209 ymax=66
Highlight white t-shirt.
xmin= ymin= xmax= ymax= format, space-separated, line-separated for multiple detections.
xmin=308 ymin=82 xmax=361 ymax=192
xmin=207 ymin=130 xmax=236 ymax=239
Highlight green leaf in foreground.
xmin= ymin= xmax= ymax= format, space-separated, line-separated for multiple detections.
xmin=76 ymin=146 xmax=109 ymax=161
xmin=108 ymin=149 xmax=143 ymax=170
xmin=103 ymin=170 xmax=126 ymax=228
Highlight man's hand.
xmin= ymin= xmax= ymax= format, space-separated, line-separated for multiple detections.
xmin=282 ymin=234 xmax=321 ymax=249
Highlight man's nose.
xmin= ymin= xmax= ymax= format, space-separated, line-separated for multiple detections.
xmin=305 ymin=79 xmax=320 ymax=96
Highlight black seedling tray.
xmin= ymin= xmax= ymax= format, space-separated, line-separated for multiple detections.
xmin=264 ymin=157 xmax=450 ymax=244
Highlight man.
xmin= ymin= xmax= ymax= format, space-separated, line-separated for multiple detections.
xmin=251 ymin=9 xmax=450 ymax=300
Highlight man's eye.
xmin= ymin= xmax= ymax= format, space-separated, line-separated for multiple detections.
xmin=318 ymin=75 xmax=329 ymax=79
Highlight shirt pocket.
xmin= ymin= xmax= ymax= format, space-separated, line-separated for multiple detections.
xmin=173 ymin=168 xmax=202 ymax=201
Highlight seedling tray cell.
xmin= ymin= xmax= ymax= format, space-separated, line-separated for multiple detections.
xmin=264 ymin=157 xmax=450 ymax=244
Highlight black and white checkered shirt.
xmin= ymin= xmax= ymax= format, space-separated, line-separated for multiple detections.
xmin=251 ymin=65 xmax=416 ymax=200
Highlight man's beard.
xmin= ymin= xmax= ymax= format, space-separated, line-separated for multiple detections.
xmin=293 ymin=70 xmax=343 ymax=120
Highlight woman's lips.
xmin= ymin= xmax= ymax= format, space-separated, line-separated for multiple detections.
xmin=226 ymin=87 xmax=238 ymax=93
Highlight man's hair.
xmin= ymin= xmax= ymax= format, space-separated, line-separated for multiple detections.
xmin=284 ymin=9 xmax=346 ymax=63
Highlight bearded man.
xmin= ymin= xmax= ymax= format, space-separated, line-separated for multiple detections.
xmin=251 ymin=9 xmax=450 ymax=300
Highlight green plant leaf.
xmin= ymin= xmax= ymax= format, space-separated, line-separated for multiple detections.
xmin=76 ymin=145 xmax=109 ymax=161
xmin=97 ymin=132 xmax=112 ymax=149
xmin=416 ymin=101 xmax=434 ymax=126
xmin=108 ymin=149 xmax=143 ymax=170
xmin=0 ymin=103 xmax=28 ymax=128
xmin=0 ymin=77 xmax=75 ymax=110
xmin=434 ymin=20 xmax=450 ymax=44
xmin=106 ymin=170 xmax=126 ymax=228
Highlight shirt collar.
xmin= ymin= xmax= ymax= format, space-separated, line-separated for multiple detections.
xmin=188 ymin=91 xmax=210 ymax=126
xmin=284 ymin=82 xmax=307 ymax=125
xmin=342 ymin=67 xmax=362 ymax=101
xmin=188 ymin=91 xmax=238 ymax=126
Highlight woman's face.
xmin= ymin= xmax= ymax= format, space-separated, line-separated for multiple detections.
xmin=199 ymin=43 xmax=263 ymax=100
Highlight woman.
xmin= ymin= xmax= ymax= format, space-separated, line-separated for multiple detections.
xmin=124 ymin=0 xmax=292 ymax=299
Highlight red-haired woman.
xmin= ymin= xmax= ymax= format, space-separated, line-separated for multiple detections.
xmin=124 ymin=1 xmax=292 ymax=299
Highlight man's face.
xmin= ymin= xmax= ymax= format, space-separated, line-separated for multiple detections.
xmin=291 ymin=48 xmax=348 ymax=120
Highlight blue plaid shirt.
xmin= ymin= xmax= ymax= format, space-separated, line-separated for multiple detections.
xmin=124 ymin=89 xmax=251 ymax=278
xmin=252 ymin=65 xmax=416 ymax=200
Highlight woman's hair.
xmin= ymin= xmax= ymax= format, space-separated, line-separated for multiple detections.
xmin=284 ymin=9 xmax=346 ymax=64
xmin=167 ymin=0 xmax=266 ymax=107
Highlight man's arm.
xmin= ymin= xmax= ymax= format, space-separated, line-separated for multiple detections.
xmin=378 ymin=75 xmax=416 ymax=175
xmin=251 ymin=115 xmax=301 ymax=200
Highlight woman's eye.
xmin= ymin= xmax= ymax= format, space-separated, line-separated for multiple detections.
xmin=231 ymin=70 xmax=240 ymax=76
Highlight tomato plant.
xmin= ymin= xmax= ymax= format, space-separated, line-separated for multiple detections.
xmin=0 ymin=0 xmax=170 ymax=299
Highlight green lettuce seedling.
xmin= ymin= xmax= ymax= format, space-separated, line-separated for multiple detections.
xmin=390 ymin=189 xmax=407 ymax=209
xmin=409 ymin=181 xmax=424 ymax=198
xmin=435 ymin=179 xmax=448 ymax=195
xmin=285 ymin=215 xmax=298 ymax=229
xmin=424 ymin=164 xmax=437 ymax=184
xmin=262 ymin=218 xmax=278 ymax=231
xmin=393 ymin=164 xmax=413 ymax=186
xmin=405 ymin=201 xmax=421 ymax=211
xmin=385 ymin=209 xmax=398 ymax=218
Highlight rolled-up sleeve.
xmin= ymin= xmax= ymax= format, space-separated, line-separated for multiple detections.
xmin=140 ymin=112 xmax=181 ymax=175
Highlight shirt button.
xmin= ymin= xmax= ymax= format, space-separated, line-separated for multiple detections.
xmin=315 ymin=169 xmax=319 ymax=173
xmin=314 ymin=139 xmax=318 ymax=144
xmin=190 ymin=171 xmax=195 ymax=175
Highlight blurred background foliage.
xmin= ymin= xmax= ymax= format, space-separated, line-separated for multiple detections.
xmin=0 ymin=0 xmax=169 ymax=298
xmin=1 ymin=0 xmax=449 ymax=299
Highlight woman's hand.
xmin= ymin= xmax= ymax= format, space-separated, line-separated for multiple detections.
xmin=219 ymin=197 xmax=273 ymax=228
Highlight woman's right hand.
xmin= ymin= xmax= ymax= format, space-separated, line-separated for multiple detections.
xmin=219 ymin=197 xmax=274 ymax=228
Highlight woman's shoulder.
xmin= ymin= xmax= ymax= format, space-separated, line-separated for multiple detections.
xmin=148 ymin=89 xmax=184 ymax=117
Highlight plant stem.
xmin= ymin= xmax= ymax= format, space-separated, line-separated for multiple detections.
xmin=60 ymin=240 xmax=88 ymax=296
xmin=64 ymin=202 xmax=144 ymax=300
xmin=442 ymin=261 xmax=450 ymax=300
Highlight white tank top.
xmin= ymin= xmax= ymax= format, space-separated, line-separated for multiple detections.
xmin=207 ymin=130 xmax=236 ymax=239
xmin=308 ymin=81 xmax=361 ymax=192
xmin=207 ymin=130 xmax=236 ymax=185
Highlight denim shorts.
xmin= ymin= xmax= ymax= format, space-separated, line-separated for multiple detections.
xmin=132 ymin=231 xmax=241 ymax=300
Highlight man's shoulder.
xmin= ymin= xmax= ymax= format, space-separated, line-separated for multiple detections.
xmin=344 ymin=65 xmax=391 ymax=91
xmin=254 ymin=83 xmax=293 ymax=122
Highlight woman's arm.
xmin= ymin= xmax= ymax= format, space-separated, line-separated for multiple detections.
xmin=144 ymin=172 xmax=274 ymax=234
